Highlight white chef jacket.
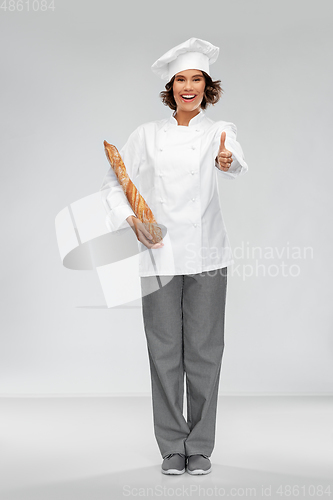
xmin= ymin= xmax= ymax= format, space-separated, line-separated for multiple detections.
xmin=100 ymin=108 xmax=248 ymax=277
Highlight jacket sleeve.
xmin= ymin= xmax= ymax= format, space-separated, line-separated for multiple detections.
xmin=213 ymin=122 xmax=248 ymax=180
xmin=99 ymin=125 xmax=144 ymax=231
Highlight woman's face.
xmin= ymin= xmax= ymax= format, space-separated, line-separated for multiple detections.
xmin=172 ymin=69 xmax=206 ymax=113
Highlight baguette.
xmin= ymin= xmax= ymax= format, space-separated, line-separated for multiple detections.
xmin=104 ymin=140 xmax=163 ymax=244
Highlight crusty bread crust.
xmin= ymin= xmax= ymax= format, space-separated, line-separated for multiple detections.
xmin=104 ymin=140 xmax=163 ymax=244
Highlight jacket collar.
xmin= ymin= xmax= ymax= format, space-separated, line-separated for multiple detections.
xmin=169 ymin=108 xmax=205 ymax=127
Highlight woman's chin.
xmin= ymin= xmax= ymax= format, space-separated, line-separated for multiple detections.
xmin=177 ymin=103 xmax=202 ymax=113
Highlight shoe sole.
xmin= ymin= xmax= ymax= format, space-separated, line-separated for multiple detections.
xmin=187 ymin=466 xmax=212 ymax=475
xmin=161 ymin=467 xmax=186 ymax=475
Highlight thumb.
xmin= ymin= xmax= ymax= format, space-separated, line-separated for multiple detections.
xmin=219 ymin=131 xmax=226 ymax=151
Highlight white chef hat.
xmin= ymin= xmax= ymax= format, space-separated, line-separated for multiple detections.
xmin=151 ymin=37 xmax=220 ymax=81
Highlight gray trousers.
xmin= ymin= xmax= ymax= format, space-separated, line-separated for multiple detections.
xmin=141 ymin=267 xmax=227 ymax=459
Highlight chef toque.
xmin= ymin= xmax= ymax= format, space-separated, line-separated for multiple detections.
xmin=151 ymin=37 xmax=219 ymax=82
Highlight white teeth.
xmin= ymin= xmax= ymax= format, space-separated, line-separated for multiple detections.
xmin=182 ymin=95 xmax=195 ymax=99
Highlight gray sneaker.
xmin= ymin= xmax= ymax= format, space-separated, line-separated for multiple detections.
xmin=161 ymin=453 xmax=186 ymax=475
xmin=186 ymin=454 xmax=212 ymax=475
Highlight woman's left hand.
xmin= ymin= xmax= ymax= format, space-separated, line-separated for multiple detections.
xmin=216 ymin=131 xmax=233 ymax=171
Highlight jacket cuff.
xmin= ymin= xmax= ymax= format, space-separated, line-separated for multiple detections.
xmin=105 ymin=206 xmax=136 ymax=232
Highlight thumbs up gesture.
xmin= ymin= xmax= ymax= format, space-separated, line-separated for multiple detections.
xmin=216 ymin=131 xmax=233 ymax=171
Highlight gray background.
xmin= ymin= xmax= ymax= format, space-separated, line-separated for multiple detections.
xmin=1 ymin=0 xmax=332 ymax=395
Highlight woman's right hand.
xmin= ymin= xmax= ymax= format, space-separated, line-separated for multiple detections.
xmin=126 ymin=216 xmax=164 ymax=249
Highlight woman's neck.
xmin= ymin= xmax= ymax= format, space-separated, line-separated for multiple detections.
xmin=174 ymin=108 xmax=200 ymax=126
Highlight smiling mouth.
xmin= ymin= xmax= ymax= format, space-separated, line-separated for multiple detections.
xmin=181 ymin=94 xmax=196 ymax=102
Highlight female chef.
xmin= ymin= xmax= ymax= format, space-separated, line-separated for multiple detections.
xmin=100 ymin=38 xmax=248 ymax=475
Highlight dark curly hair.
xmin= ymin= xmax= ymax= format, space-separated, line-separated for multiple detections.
xmin=160 ymin=71 xmax=223 ymax=111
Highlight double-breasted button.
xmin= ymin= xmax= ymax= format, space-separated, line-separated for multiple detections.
xmin=191 ymin=197 xmax=196 ymax=202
